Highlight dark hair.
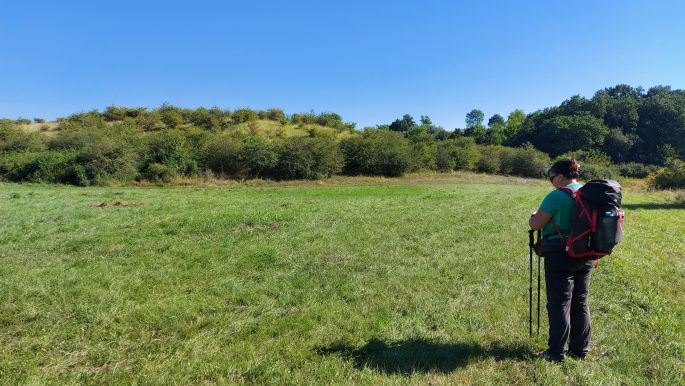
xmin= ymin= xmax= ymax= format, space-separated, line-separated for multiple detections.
xmin=548 ymin=158 xmax=580 ymax=179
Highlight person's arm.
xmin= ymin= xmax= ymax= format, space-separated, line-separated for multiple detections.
xmin=529 ymin=209 xmax=553 ymax=231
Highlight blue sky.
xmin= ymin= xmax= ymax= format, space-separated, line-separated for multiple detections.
xmin=1 ymin=0 xmax=684 ymax=129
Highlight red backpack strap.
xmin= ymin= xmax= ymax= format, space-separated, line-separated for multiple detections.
xmin=549 ymin=186 xmax=577 ymax=242
xmin=550 ymin=218 xmax=566 ymax=242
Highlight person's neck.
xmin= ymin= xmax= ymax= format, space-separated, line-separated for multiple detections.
xmin=558 ymin=178 xmax=577 ymax=187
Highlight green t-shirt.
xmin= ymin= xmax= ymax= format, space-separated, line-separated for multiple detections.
xmin=538 ymin=183 xmax=582 ymax=239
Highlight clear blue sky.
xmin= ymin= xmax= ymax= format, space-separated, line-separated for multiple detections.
xmin=2 ymin=0 xmax=684 ymax=129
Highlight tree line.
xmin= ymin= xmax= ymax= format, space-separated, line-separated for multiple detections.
xmin=456 ymin=84 xmax=685 ymax=167
xmin=1 ymin=84 xmax=684 ymax=188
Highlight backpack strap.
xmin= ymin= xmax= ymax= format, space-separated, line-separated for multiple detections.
xmin=548 ymin=186 xmax=578 ymax=242
xmin=549 ymin=218 xmax=566 ymax=242
xmin=557 ymin=186 xmax=577 ymax=198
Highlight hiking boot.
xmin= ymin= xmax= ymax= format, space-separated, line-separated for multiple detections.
xmin=539 ymin=350 xmax=565 ymax=362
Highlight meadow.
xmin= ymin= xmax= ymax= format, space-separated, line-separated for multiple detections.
xmin=1 ymin=174 xmax=683 ymax=384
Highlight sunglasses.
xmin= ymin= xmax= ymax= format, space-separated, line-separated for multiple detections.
xmin=548 ymin=173 xmax=558 ymax=182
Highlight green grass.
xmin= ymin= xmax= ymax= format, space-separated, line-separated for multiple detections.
xmin=1 ymin=176 xmax=683 ymax=384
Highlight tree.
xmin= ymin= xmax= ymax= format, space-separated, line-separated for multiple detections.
xmin=602 ymin=128 xmax=635 ymax=163
xmin=505 ymin=109 xmax=525 ymax=138
xmin=266 ymin=108 xmax=286 ymax=123
xmin=420 ymin=115 xmax=432 ymax=125
xmin=559 ymin=95 xmax=593 ymax=115
xmin=487 ymin=114 xmax=505 ymax=127
xmin=389 ymin=114 xmax=416 ymax=133
xmin=465 ymin=109 xmax=485 ymax=128
xmin=158 ymin=104 xmax=184 ymax=128
xmin=463 ymin=124 xmax=487 ymax=144
xmin=632 ymin=86 xmax=685 ymax=164
xmin=533 ymin=114 xmax=609 ymax=156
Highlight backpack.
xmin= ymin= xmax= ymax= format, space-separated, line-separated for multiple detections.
xmin=551 ymin=179 xmax=624 ymax=259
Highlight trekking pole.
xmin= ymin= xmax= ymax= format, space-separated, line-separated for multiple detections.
xmin=537 ymin=230 xmax=542 ymax=336
xmin=528 ymin=230 xmax=534 ymax=337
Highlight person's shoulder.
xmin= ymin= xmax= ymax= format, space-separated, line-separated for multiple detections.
xmin=545 ymin=189 xmax=567 ymax=200
xmin=540 ymin=189 xmax=565 ymax=208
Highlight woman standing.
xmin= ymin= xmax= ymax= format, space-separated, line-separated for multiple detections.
xmin=529 ymin=158 xmax=593 ymax=362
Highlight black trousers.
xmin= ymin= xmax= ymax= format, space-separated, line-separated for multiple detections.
xmin=541 ymin=238 xmax=594 ymax=359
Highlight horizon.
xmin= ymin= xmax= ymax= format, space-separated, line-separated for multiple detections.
xmin=2 ymin=0 xmax=684 ymax=129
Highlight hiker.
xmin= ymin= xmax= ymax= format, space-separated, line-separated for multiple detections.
xmin=528 ymin=158 xmax=592 ymax=361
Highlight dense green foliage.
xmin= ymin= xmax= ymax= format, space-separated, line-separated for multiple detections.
xmin=0 ymin=106 xmax=557 ymax=184
xmin=2 ymin=83 xmax=684 ymax=186
xmin=1 ymin=178 xmax=683 ymax=383
xmin=651 ymin=159 xmax=685 ymax=189
xmin=453 ymin=85 xmax=685 ymax=173
xmin=492 ymin=85 xmax=685 ymax=165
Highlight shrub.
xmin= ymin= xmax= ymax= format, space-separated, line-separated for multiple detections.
xmin=73 ymin=142 xmax=139 ymax=185
xmin=435 ymin=137 xmax=480 ymax=171
xmin=33 ymin=118 xmax=45 ymax=124
xmin=579 ymin=163 xmax=619 ymax=180
xmin=202 ymin=134 xmax=279 ymax=179
xmin=675 ymin=190 xmax=685 ymax=206
xmin=274 ymin=135 xmax=343 ymax=179
xmin=159 ymin=105 xmax=185 ymax=128
xmin=618 ymin=162 xmax=659 ymax=178
xmin=501 ymin=144 xmax=550 ymax=178
xmin=142 ymin=130 xmax=198 ymax=180
xmin=135 ymin=111 xmax=164 ymax=131
xmin=436 ymin=143 xmax=456 ymax=171
xmin=266 ymin=108 xmax=286 ymax=123
xmin=182 ymin=127 xmax=213 ymax=161
xmin=407 ymin=130 xmax=437 ymax=171
xmin=104 ymin=106 xmax=146 ymax=121
xmin=15 ymin=118 xmax=32 ymax=125
xmin=650 ymin=159 xmax=685 ymax=189
xmin=290 ymin=112 xmax=318 ymax=125
xmin=490 ymin=146 xmax=517 ymax=174
xmin=317 ymin=112 xmax=345 ymax=130
xmin=13 ymin=151 xmax=79 ymax=184
xmin=240 ymin=136 xmax=279 ymax=178
xmin=190 ymin=107 xmax=223 ymax=130
xmin=341 ymin=129 xmax=412 ymax=177
xmin=476 ymin=146 xmax=503 ymax=174
xmin=559 ymin=149 xmax=613 ymax=167
xmin=0 ymin=123 xmax=45 ymax=152
xmin=141 ymin=163 xmax=176 ymax=183
xmin=48 ymin=129 xmax=98 ymax=150
xmin=6 ymin=140 xmax=138 ymax=185
xmin=202 ymin=134 xmax=243 ymax=176
xmin=55 ymin=111 xmax=107 ymax=133
xmin=0 ymin=152 xmax=42 ymax=181
xmin=233 ymin=108 xmax=257 ymax=124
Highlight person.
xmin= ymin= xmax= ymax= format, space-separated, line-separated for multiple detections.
xmin=528 ymin=158 xmax=593 ymax=362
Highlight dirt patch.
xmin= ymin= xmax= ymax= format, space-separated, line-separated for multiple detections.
xmin=322 ymin=255 xmax=347 ymax=265
xmin=89 ymin=200 xmax=145 ymax=209
xmin=267 ymin=223 xmax=280 ymax=230
xmin=83 ymin=359 xmax=127 ymax=374
xmin=235 ymin=222 xmax=254 ymax=231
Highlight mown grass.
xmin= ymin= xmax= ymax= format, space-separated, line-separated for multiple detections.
xmin=0 ymin=175 xmax=683 ymax=384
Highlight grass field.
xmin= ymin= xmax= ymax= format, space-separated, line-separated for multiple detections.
xmin=1 ymin=175 xmax=683 ymax=384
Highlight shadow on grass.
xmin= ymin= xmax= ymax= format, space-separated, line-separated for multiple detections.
xmin=316 ymin=338 xmax=531 ymax=374
xmin=622 ymin=202 xmax=684 ymax=210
